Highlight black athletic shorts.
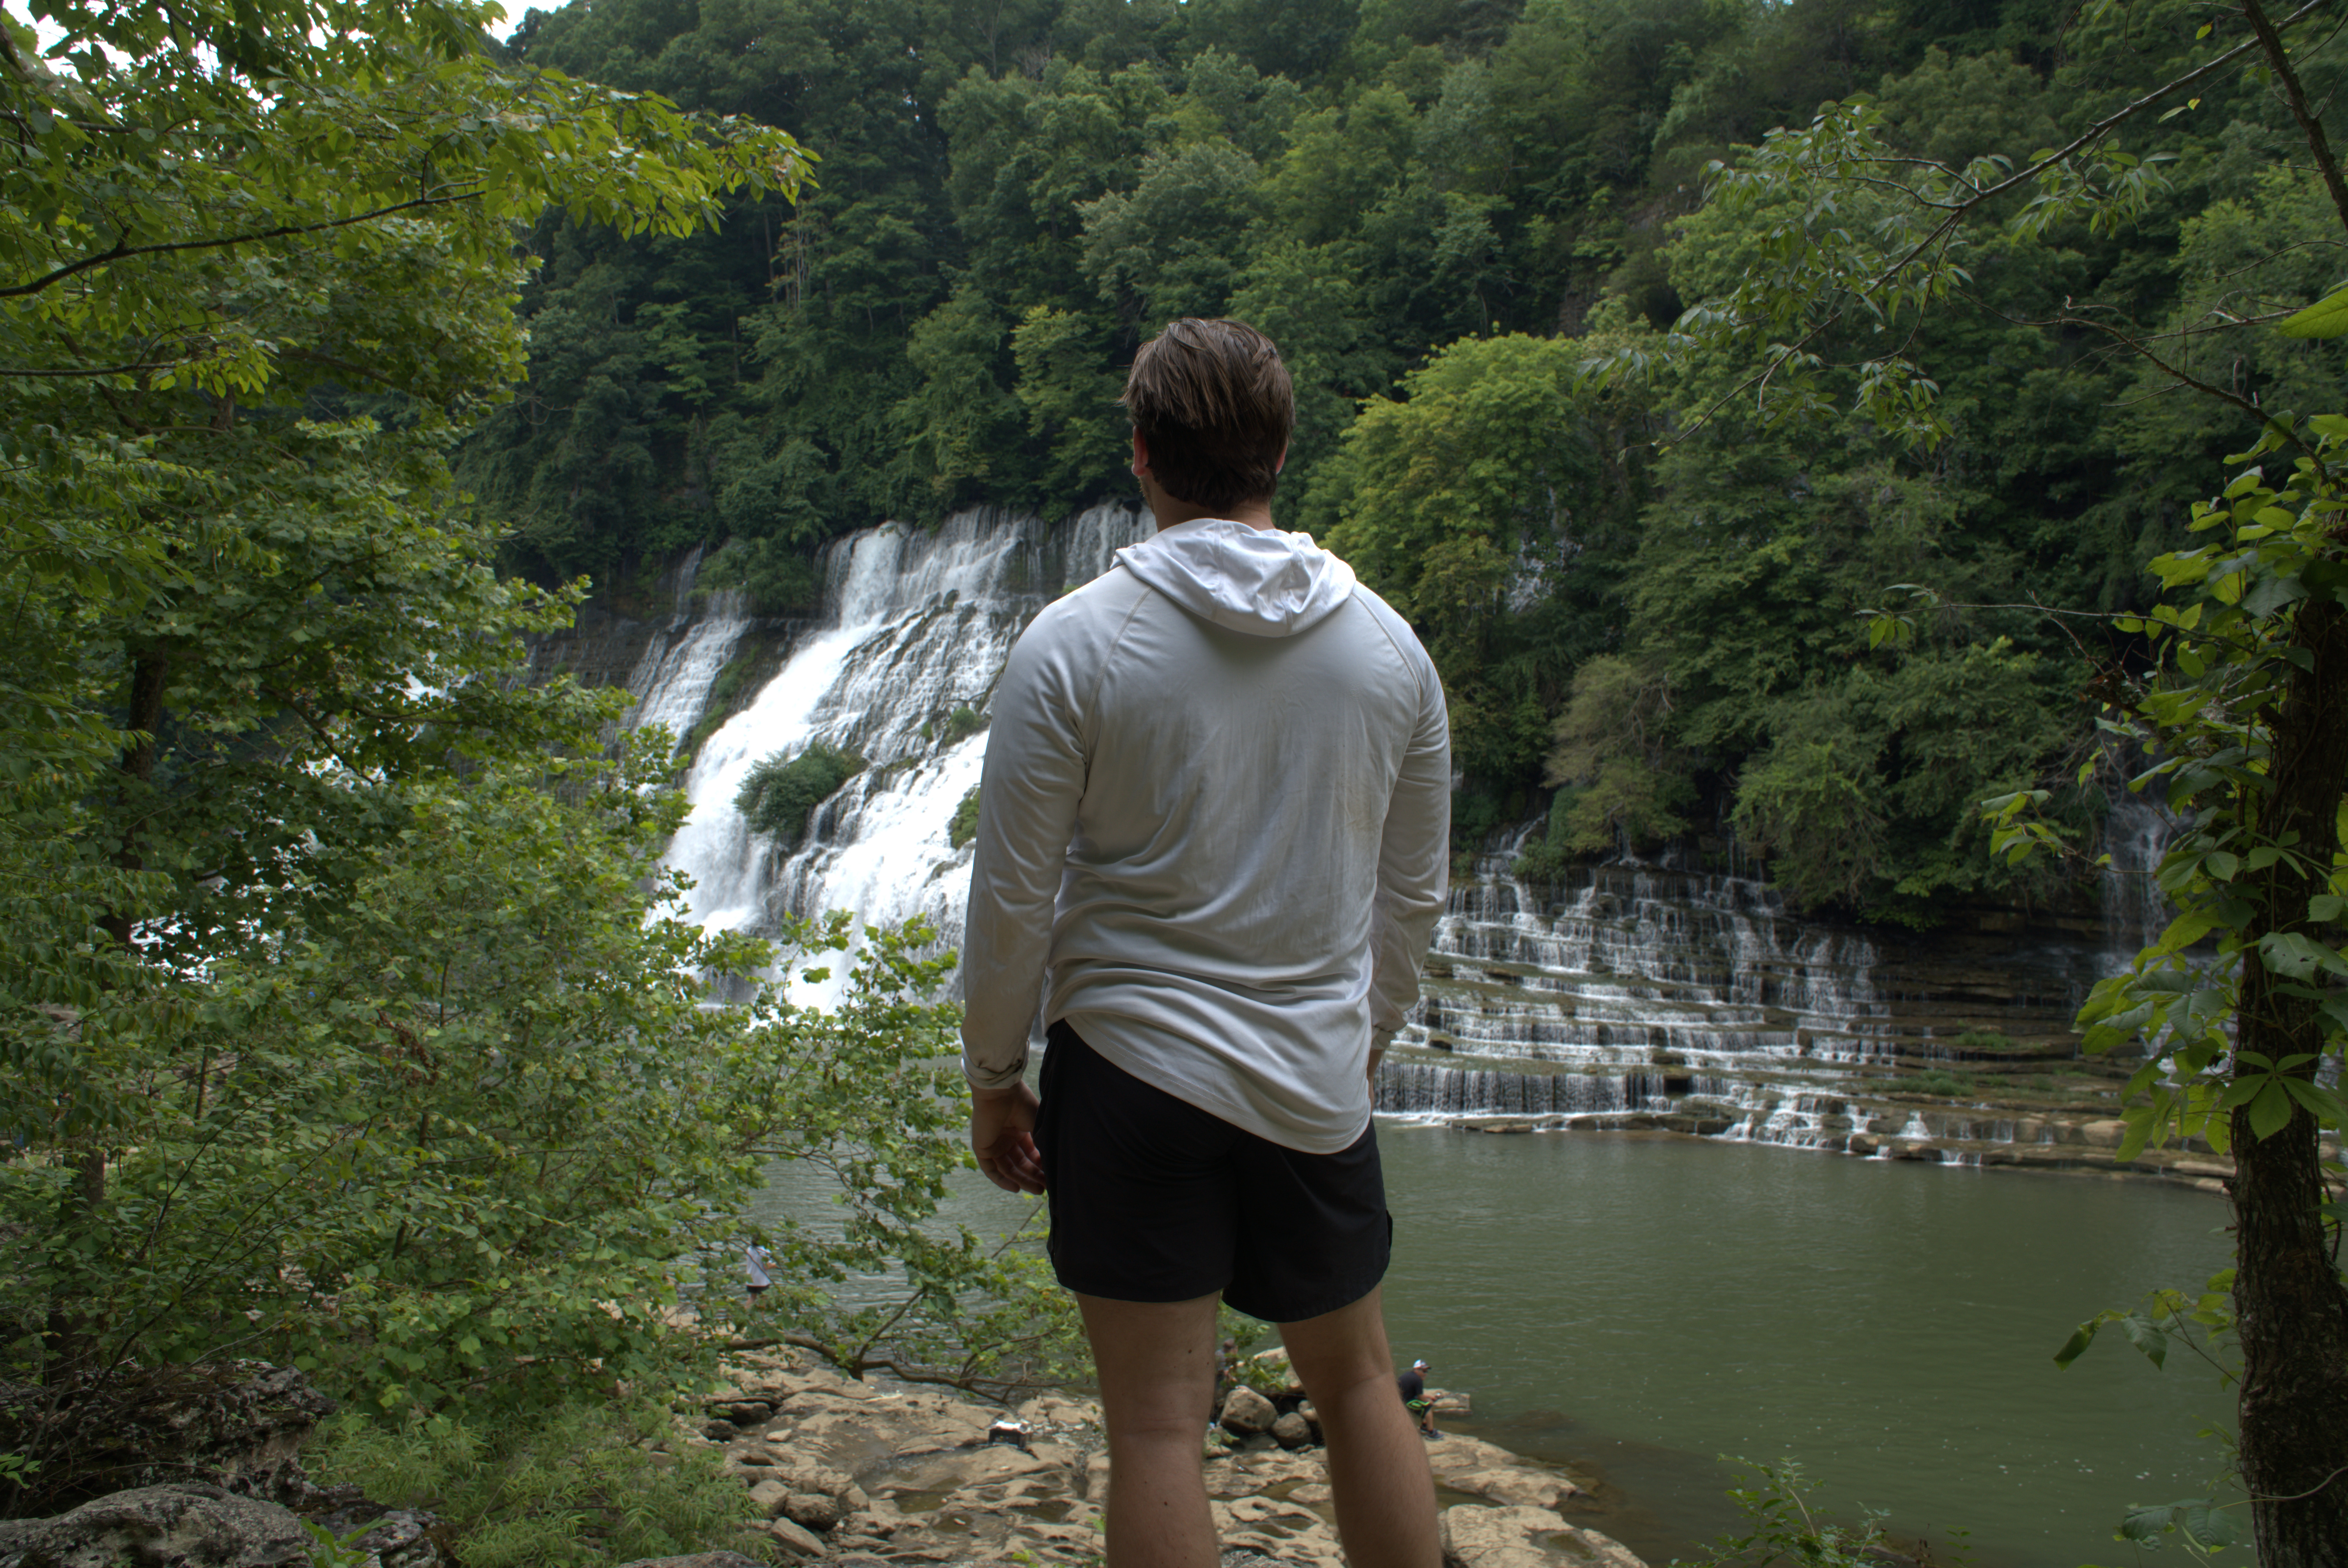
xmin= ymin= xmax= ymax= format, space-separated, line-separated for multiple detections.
xmin=1034 ymin=1020 xmax=1391 ymax=1323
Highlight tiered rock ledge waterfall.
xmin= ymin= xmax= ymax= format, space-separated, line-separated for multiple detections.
xmin=530 ymin=507 xmax=2219 ymax=1188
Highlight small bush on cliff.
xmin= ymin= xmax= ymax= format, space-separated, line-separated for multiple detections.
xmin=737 ymin=744 xmax=866 ymax=848
xmin=948 ymin=786 xmax=983 ymax=849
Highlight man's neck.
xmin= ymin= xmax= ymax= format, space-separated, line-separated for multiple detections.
xmin=1141 ymin=474 xmax=1276 ymax=532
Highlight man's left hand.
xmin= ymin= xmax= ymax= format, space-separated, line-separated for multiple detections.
xmin=971 ymin=1082 xmax=1046 ymax=1194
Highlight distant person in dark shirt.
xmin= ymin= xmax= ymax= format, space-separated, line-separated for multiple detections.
xmin=1398 ymin=1357 xmax=1436 ymax=1437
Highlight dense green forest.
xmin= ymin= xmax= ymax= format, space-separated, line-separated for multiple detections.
xmin=470 ymin=0 xmax=2348 ymax=925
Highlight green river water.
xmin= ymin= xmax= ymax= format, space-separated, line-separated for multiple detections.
xmin=1373 ymin=1127 xmax=2234 ymax=1568
xmin=753 ymin=1125 xmax=2235 ymax=1568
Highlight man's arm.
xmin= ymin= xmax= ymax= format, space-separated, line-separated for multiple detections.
xmin=962 ymin=612 xmax=1089 ymax=1192
xmin=1367 ymin=657 xmax=1452 ymax=1054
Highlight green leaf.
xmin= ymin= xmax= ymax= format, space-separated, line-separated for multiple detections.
xmin=2182 ymin=1504 xmax=2240 ymax=1549
xmin=2248 ymin=1080 xmax=2296 ymax=1140
xmin=2118 ymin=1313 xmax=2169 ymax=1368
xmin=2278 ymin=288 xmax=2348 ymax=339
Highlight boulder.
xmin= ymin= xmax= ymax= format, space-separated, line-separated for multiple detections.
xmin=1218 ymin=1387 xmax=1277 ymax=1436
xmin=1269 ymin=1413 xmax=1314 ymax=1449
xmin=0 ymin=1363 xmax=337 ymax=1513
xmin=771 ymin=1455 xmax=855 ymax=1501
xmin=746 ymin=1479 xmax=792 ymax=1518
xmin=699 ymin=1419 xmax=739 ymax=1442
xmin=1448 ymin=1466 xmax=1583 ymax=1510
xmin=757 ymin=1515 xmax=829 ymax=1559
xmin=306 ymin=1500 xmax=454 ymax=1568
xmin=0 ymin=1481 xmax=314 ymax=1568
xmin=1441 ymin=1505 xmax=1647 ymax=1568
xmin=780 ymin=1491 xmax=840 ymax=1532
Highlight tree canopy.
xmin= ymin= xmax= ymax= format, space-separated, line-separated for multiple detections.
xmin=468 ymin=0 xmax=2348 ymax=922
xmin=1 ymin=0 xmax=1077 ymax=1466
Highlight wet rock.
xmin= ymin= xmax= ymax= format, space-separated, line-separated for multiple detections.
xmin=0 ymin=1482 xmax=314 ymax=1568
xmin=1270 ymin=1412 xmax=1314 ymax=1449
xmin=1218 ymin=1386 xmax=1277 ymax=1436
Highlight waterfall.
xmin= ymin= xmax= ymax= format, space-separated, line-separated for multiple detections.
xmin=1410 ymin=851 xmax=1895 ymax=1071
xmin=2100 ymin=786 xmax=2176 ymax=967
xmin=661 ymin=503 xmax=1150 ymax=974
xmin=593 ymin=501 xmax=2138 ymax=1168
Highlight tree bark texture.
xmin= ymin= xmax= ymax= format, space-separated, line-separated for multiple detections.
xmin=2233 ymin=593 xmax=2348 ymax=1568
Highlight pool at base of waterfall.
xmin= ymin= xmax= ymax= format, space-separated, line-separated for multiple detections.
xmin=1372 ymin=1127 xmax=2232 ymax=1568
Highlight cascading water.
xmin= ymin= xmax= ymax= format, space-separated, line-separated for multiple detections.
xmin=662 ymin=503 xmax=1150 ymax=975
xmin=594 ymin=502 xmax=2156 ymax=1171
xmin=2099 ymin=785 xmax=2176 ymax=968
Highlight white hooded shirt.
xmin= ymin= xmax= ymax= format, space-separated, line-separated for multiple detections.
xmin=959 ymin=517 xmax=1451 ymax=1153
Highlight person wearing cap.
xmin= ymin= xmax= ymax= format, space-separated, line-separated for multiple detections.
xmin=961 ymin=317 xmax=1450 ymax=1568
xmin=1397 ymin=1358 xmax=1437 ymax=1437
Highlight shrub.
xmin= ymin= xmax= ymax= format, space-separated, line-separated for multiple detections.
xmin=1907 ymin=1069 xmax=1975 ymax=1098
xmin=736 ymin=744 xmax=865 ymax=848
xmin=314 ymin=1397 xmax=758 ymax=1568
xmin=948 ymin=786 xmax=982 ymax=849
xmin=696 ymin=536 xmax=823 ymax=615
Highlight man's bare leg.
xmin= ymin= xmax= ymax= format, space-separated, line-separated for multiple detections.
xmin=1280 ymin=1286 xmax=1441 ymax=1568
xmin=1076 ymin=1290 xmax=1222 ymax=1568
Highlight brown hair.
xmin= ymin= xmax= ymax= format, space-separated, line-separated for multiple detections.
xmin=1120 ymin=318 xmax=1294 ymax=512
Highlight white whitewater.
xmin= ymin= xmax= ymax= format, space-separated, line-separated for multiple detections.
xmin=663 ymin=503 xmax=1149 ymax=976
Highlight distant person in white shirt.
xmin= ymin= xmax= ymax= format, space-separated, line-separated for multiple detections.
xmin=743 ymin=1242 xmax=773 ymax=1311
xmin=961 ymin=317 xmax=1450 ymax=1568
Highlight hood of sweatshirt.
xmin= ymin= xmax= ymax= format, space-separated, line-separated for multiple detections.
xmin=1114 ymin=518 xmax=1359 ymax=637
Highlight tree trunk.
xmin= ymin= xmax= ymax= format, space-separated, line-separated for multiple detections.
xmin=46 ymin=648 xmax=170 ymax=1383
xmin=2232 ymin=593 xmax=2348 ymax=1567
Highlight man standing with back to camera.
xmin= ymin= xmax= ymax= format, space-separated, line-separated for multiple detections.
xmin=960 ymin=317 xmax=1451 ymax=1568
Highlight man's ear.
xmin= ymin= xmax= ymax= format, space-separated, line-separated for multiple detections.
xmin=1274 ymin=441 xmax=1289 ymax=475
xmin=1130 ymin=427 xmax=1150 ymax=477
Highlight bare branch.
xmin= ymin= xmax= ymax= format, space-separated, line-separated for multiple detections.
xmin=2242 ymin=0 xmax=2348 ymax=235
